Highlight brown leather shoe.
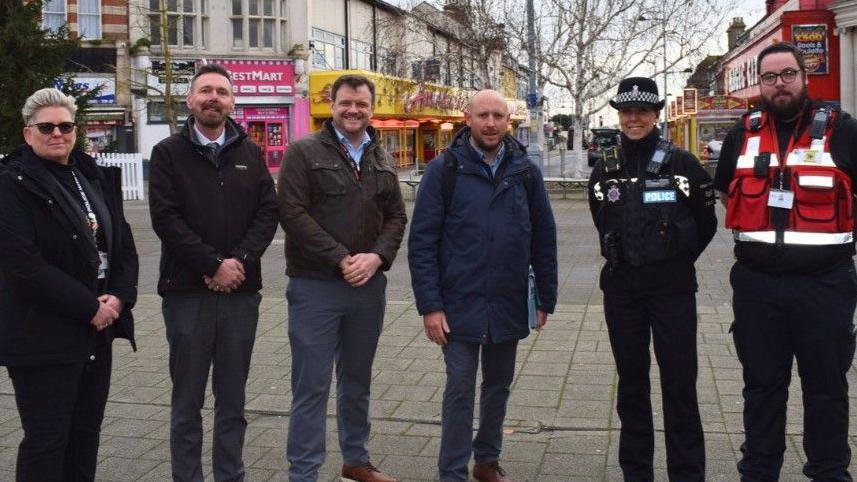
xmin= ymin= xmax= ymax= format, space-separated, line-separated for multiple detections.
xmin=472 ymin=461 xmax=512 ymax=482
xmin=341 ymin=461 xmax=399 ymax=482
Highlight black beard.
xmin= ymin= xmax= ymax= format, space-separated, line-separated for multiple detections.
xmin=762 ymin=88 xmax=807 ymax=121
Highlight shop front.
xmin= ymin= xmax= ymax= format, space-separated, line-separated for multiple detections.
xmin=309 ymin=70 xmax=525 ymax=170
xmin=720 ymin=6 xmax=840 ymax=106
xmin=669 ymin=93 xmax=748 ymax=158
xmin=61 ymin=75 xmax=129 ymax=154
xmin=209 ymin=59 xmax=296 ymax=174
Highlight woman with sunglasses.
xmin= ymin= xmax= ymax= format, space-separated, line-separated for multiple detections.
xmin=0 ymin=88 xmax=138 ymax=481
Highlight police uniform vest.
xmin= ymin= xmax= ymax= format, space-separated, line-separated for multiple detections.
xmin=724 ymin=107 xmax=854 ymax=245
xmin=593 ymin=138 xmax=699 ymax=267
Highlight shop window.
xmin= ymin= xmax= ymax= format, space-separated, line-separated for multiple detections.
xmin=147 ymin=100 xmax=191 ymax=124
xmin=42 ymin=0 xmax=67 ymax=34
xmin=351 ymin=39 xmax=374 ymax=71
xmin=77 ymin=0 xmax=101 ymax=40
xmin=149 ymin=0 xmax=207 ymax=49
xmin=311 ymin=28 xmax=345 ymax=71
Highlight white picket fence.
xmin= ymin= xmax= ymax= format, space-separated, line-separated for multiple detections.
xmin=0 ymin=152 xmax=145 ymax=201
xmin=95 ymin=153 xmax=145 ymax=201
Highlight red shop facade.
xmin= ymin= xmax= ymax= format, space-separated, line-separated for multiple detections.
xmin=210 ymin=59 xmax=296 ymax=174
xmin=720 ymin=3 xmax=841 ymax=108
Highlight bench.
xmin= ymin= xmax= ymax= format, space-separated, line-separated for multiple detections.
xmin=399 ymin=175 xmax=589 ymax=200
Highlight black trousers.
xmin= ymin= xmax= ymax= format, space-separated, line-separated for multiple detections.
xmin=604 ymin=290 xmax=705 ymax=482
xmin=7 ymin=337 xmax=112 ymax=482
xmin=731 ymin=261 xmax=857 ymax=482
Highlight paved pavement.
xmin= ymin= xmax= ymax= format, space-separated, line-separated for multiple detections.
xmin=0 ymin=191 xmax=855 ymax=482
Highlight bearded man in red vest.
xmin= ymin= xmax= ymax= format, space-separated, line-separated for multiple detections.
xmin=714 ymin=41 xmax=857 ymax=481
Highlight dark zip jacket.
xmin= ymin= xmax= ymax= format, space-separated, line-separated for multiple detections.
xmin=0 ymin=145 xmax=138 ymax=366
xmin=149 ymin=116 xmax=279 ymax=295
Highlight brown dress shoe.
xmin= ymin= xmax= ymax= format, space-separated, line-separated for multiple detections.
xmin=472 ymin=461 xmax=512 ymax=482
xmin=341 ymin=461 xmax=399 ymax=482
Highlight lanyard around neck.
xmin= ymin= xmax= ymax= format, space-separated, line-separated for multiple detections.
xmin=71 ymin=170 xmax=98 ymax=241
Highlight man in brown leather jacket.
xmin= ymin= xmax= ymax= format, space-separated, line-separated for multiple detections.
xmin=277 ymin=74 xmax=407 ymax=482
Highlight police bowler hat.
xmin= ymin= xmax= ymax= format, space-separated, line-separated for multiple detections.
xmin=609 ymin=77 xmax=665 ymax=110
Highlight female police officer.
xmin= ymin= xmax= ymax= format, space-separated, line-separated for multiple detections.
xmin=587 ymin=77 xmax=717 ymax=481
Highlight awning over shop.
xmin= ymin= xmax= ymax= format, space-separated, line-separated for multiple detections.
xmin=309 ymin=70 xmax=524 ymax=123
xmin=84 ymin=106 xmax=126 ymax=123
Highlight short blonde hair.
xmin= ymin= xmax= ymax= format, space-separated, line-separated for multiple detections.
xmin=21 ymin=88 xmax=77 ymax=125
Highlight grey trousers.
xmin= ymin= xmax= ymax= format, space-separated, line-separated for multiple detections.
xmin=163 ymin=291 xmax=261 ymax=482
xmin=439 ymin=340 xmax=518 ymax=482
xmin=285 ymin=274 xmax=387 ymax=482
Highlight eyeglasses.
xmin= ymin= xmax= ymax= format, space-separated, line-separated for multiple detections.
xmin=28 ymin=122 xmax=76 ymax=135
xmin=759 ymin=68 xmax=800 ymax=86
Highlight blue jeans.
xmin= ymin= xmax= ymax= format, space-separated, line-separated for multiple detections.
xmin=439 ymin=339 xmax=518 ymax=482
xmin=286 ymin=274 xmax=387 ymax=482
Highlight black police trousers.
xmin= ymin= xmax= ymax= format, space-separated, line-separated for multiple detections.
xmin=731 ymin=261 xmax=857 ymax=482
xmin=604 ymin=290 xmax=705 ymax=482
xmin=6 ymin=337 xmax=112 ymax=482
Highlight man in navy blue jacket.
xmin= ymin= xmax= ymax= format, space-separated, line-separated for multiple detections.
xmin=408 ymin=89 xmax=558 ymax=482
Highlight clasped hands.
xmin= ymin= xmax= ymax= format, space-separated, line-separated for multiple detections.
xmin=203 ymin=258 xmax=246 ymax=293
xmin=89 ymin=294 xmax=123 ymax=331
xmin=339 ymin=253 xmax=382 ymax=287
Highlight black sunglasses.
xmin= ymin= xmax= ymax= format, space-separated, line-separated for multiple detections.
xmin=29 ymin=122 xmax=76 ymax=135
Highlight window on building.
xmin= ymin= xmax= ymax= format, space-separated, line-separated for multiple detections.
xmin=42 ymin=0 xmax=67 ymax=34
xmin=279 ymin=1 xmax=288 ymax=51
xmin=311 ymin=28 xmax=345 ymax=70
xmin=232 ymin=0 xmax=285 ymax=50
xmin=351 ymin=39 xmax=374 ymax=71
xmin=77 ymin=0 xmax=101 ymax=39
xmin=149 ymin=0 xmax=207 ymax=48
xmin=147 ymin=100 xmax=191 ymax=124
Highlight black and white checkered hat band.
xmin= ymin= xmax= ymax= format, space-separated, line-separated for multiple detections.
xmin=612 ymin=90 xmax=660 ymax=105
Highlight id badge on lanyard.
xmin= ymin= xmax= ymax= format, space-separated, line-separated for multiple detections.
xmin=766 ymin=118 xmax=799 ymax=210
xmin=98 ymin=251 xmax=109 ymax=279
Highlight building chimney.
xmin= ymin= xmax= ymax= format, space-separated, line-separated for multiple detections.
xmin=727 ymin=17 xmax=746 ymax=50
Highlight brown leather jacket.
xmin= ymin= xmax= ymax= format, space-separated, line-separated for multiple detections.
xmin=277 ymin=120 xmax=407 ymax=279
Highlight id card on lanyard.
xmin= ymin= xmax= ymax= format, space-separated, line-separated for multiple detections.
xmin=766 ymin=115 xmax=803 ymax=210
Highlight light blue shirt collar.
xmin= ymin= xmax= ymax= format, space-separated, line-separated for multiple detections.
xmin=469 ymin=136 xmax=506 ymax=177
xmin=333 ymin=126 xmax=371 ymax=167
xmin=194 ymin=123 xmax=226 ymax=147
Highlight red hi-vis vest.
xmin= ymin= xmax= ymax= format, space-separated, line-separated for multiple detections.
xmin=724 ymin=108 xmax=854 ymax=245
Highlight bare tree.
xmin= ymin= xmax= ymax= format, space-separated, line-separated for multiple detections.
xmin=501 ymin=0 xmax=734 ymax=175
xmin=118 ymin=0 xmax=188 ymax=135
xmin=371 ymin=1 xmax=508 ymax=90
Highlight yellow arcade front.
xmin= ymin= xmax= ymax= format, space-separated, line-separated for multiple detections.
xmin=309 ymin=70 xmax=524 ymax=169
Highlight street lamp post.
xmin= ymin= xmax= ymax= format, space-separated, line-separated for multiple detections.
xmin=526 ymin=0 xmax=543 ymax=168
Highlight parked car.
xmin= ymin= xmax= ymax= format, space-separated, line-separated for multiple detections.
xmin=588 ymin=128 xmax=620 ymax=166
xmin=703 ymin=140 xmax=722 ymax=161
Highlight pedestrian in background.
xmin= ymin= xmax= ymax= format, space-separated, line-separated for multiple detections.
xmin=715 ymin=42 xmax=857 ymax=481
xmin=408 ymin=89 xmax=558 ymax=482
xmin=149 ymin=63 xmax=279 ymax=482
xmin=0 ymin=87 xmax=139 ymax=481
xmin=588 ymin=77 xmax=716 ymax=481
xmin=278 ymin=73 xmax=406 ymax=482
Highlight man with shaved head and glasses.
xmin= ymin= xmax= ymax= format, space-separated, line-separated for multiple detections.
xmin=714 ymin=42 xmax=857 ymax=481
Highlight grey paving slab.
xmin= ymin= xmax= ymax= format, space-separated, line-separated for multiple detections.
xmin=0 ymin=198 xmax=856 ymax=481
